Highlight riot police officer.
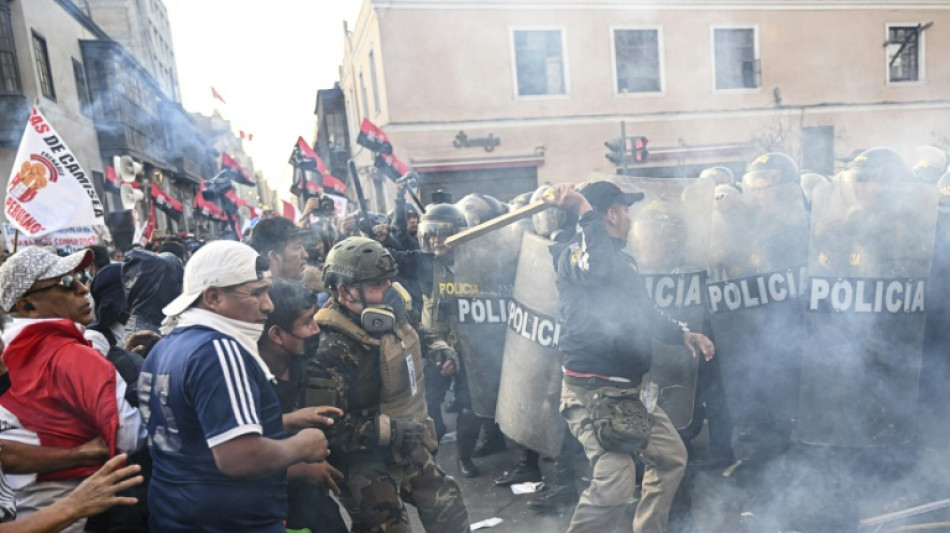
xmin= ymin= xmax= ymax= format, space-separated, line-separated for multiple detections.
xmin=303 ymin=237 xmax=469 ymax=533
xmin=418 ymin=203 xmax=491 ymax=477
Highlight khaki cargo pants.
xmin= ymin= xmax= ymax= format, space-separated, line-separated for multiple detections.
xmin=561 ymin=379 xmax=687 ymax=533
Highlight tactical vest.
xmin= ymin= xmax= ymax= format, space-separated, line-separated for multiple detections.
xmin=315 ymin=307 xmax=438 ymax=453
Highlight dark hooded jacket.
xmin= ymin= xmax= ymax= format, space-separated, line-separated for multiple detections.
xmin=551 ymin=210 xmax=685 ymax=382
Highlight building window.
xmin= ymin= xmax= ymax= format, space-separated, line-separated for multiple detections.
xmin=0 ymin=4 xmax=21 ymax=94
xmin=32 ymin=31 xmax=56 ymax=100
xmin=73 ymin=59 xmax=92 ymax=115
xmin=613 ymin=28 xmax=661 ymax=94
xmin=358 ymin=71 xmax=369 ymax=119
xmin=886 ymin=25 xmax=923 ymax=83
xmin=512 ymin=29 xmax=567 ymax=96
xmin=369 ymin=49 xmax=381 ymax=114
xmin=713 ymin=27 xmax=758 ymax=90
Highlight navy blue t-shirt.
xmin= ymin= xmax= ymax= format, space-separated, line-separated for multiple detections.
xmin=139 ymin=325 xmax=287 ymax=532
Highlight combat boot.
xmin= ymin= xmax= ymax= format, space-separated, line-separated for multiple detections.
xmin=526 ymin=454 xmax=577 ymax=514
xmin=526 ymin=484 xmax=578 ymax=514
xmin=494 ymin=447 xmax=541 ymax=486
xmin=472 ymin=422 xmax=507 ymax=458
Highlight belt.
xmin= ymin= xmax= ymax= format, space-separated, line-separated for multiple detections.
xmin=563 ymin=374 xmax=639 ymax=390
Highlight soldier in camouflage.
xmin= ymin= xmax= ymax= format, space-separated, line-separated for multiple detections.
xmin=303 ymin=236 xmax=469 ymax=533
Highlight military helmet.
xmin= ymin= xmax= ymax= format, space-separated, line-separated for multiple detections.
xmin=742 ymin=153 xmax=800 ymax=190
xmin=841 ymin=147 xmax=911 ymax=183
xmin=418 ymin=203 xmax=467 ymax=252
xmin=322 ymin=236 xmax=398 ymax=288
xmin=699 ymin=166 xmax=735 ymax=186
xmin=456 ymin=193 xmax=506 ymax=227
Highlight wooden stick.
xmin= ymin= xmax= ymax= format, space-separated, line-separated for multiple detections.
xmin=883 ymin=522 xmax=950 ymax=532
xmin=860 ymin=498 xmax=950 ymax=527
xmin=12 ymin=229 xmax=19 ymax=254
xmin=445 ymin=200 xmax=550 ymax=247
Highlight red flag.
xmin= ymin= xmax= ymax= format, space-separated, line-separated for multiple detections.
xmin=322 ymin=174 xmax=347 ymax=194
xmin=356 ymin=119 xmax=393 ymax=154
xmin=374 ymin=152 xmax=410 ymax=181
xmin=211 ymin=86 xmax=226 ymax=103
xmin=224 ymin=189 xmax=249 ymax=208
xmin=221 ymin=152 xmax=255 ymax=186
xmin=239 ymin=130 xmax=246 ymax=140
xmin=248 ymin=133 xmax=253 ymax=142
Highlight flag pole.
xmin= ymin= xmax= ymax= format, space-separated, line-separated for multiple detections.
xmin=12 ymin=229 xmax=19 ymax=253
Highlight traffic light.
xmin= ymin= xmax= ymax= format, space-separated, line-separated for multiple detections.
xmin=633 ymin=136 xmax=649 ymax=164
xmin=605 ymin=138 xmax=626 ymax=166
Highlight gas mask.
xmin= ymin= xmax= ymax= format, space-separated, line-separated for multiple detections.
xmin=361 ymin=281 xmax=412 ymax=335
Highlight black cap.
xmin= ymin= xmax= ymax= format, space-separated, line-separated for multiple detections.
xmin=578 ymin=181 xmax=644 ymax=213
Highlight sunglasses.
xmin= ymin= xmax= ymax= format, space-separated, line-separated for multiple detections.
xmin=24 ymin=272 xmax=89 ymax=296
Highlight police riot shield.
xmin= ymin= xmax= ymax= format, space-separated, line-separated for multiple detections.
xmin=706 ymin=182 xmax=810 ymax=434
xmin=451 ymin=224 xmax=524 ymax=417
xmin=495 ymin=231 xmax=567 ymax=458
xmin=794 ymin=181 xmax=937 ymax=446
xmin=611 ymin=176 xmax=715 ymax=430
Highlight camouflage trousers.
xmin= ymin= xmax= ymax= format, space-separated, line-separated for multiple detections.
xmin=561 ymin=380 xmax=687 ymax=533
xmin=340 ymin=445 xmax=470 ymax=533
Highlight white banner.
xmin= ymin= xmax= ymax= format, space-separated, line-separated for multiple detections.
xmin=4 ymin=107 xmax=105 ymax=237
xmin=3 ymin=224 xmax=100 ymax=254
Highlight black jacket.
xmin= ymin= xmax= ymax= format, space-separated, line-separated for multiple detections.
xmin=552 ymin=210 xmax=685 ymax=382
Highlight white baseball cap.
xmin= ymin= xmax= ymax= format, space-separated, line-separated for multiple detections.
xmin=162 ymin=240 xmax=269 ymax=317
xmin=0 ymin=247 xmax=94 ymax=312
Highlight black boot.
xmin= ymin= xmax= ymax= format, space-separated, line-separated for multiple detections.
xmin=526 ymin=452 xmax=577 ymax=514
xmin=494 ymin=448 xmax=541 ymax=486
xmin=456 ymin=408 xmax=481 ymax=477
xmin=472 ymin=421 xmax=507 ymax=458
xmin=526 ymin=484 xmax=578 ymax=514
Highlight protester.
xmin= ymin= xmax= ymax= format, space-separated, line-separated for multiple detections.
xmin=120 ymin=249 xmax=183 ymax=344
xmin=544 ymin=182 xmax=715 ymax=533
xmin=0 ymin=247 xmax=145 ymax=532
xmin=258 ymin=279 xmax=347 ymax=533
xmin=248 ymin=217 xmax=309 ymax=281
xmin=140 ymin=240 xmax=329 ymax=532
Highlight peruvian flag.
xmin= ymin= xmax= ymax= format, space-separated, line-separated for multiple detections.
xmin=374 ymin=152 xmax=410 ymax=181
xmin=356 ymin=119 xmax=393 ymax=154
xmin=4 ymin=106 xmax=105 ymax=236
xmin=221 ymin=152 xmax=255 ymax=186
xmin=281 ymin=199 xmax=301 ymax=221
xmin=211 ymin=86 xmax=227 ymax=104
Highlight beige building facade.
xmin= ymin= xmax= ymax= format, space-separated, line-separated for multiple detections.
xmin=340 ymin=0 xmax=950 ymax=204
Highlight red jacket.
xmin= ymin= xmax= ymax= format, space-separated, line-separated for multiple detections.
xmin=0 ymin=319 xmax=119 ymax=481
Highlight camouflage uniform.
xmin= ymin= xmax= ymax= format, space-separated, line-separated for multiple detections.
xmin=304 ymin=300 xmax=469 ymax=533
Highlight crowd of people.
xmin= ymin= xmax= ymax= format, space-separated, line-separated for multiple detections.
xmin=0 ymin=144 xmax=947 ymax=533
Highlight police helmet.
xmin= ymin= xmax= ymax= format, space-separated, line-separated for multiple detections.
xmin=322 ymin=236 xmax=398 ymax=290
xmin=912 ymin=146 xmax=948 ymax=184
xmin=530 ymin=186 xmax=574 ymax=239
xmin=699 ymin=166 xmax=735 ymax=186
xmin=800 ymin=173 xmax=828 ymax=206
xmin=456 ymin=193 xmax=506 ymax=227
xmin=742 ymin=153 xmax=800 ymax=190
xmin=937 ymin=170 xmax=950 ymax=213
xmin=841 ymin=147 xmax=911 ymax=183
xmin=418 ymin=203 xmax=467 ymax=252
